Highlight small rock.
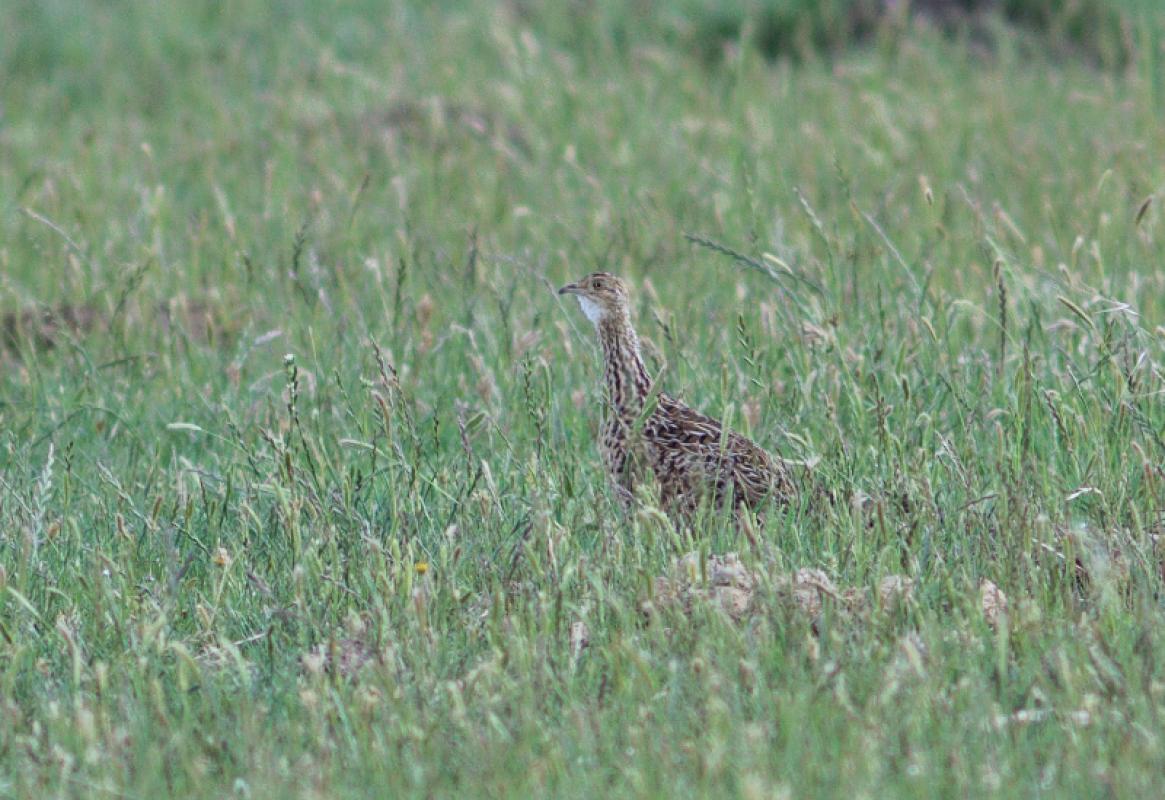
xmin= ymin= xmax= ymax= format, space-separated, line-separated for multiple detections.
xmin=779 ymin=568 xmax=840 ymax=617
xmin=878 ymin=575 xmax=914 ymax=608
xmin=980 ymin=579 xmax=1008 ymax=628
xmin=570 ymin=621 xmax=590 ymax=657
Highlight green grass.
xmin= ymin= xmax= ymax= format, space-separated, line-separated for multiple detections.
xmin=3 ymin=1 xmax=1165 ymax=797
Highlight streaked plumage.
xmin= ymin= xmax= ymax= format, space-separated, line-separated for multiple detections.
xmin=558 ymin=272 xmax=791 ymax=520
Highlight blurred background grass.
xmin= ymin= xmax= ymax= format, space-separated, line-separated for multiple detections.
xmin=2 ymin=0 xmax=1165 ymax=797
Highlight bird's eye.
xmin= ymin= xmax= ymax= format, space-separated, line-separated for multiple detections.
xmin=592 ymin=278 xmax=604 ymax=289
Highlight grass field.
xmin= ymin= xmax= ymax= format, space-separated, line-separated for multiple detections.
xmin=3 ymin=1 xmax=1165 ymax=796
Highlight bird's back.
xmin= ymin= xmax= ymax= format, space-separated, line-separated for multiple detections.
xmin=641 ymin=393 xmax=789 ymax=515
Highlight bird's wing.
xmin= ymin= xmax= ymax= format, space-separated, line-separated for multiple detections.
xmin=647 ymin=394 xmax=724 ymax=452
xmin=648 ymin=394 xmax=787 ymax=503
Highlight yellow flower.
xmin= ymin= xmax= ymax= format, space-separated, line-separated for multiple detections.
xmin=415 ymin=562 xmax=429 ymax=575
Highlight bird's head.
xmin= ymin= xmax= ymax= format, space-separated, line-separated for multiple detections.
xmin=557 ymin=272 xmax=630 ymax=326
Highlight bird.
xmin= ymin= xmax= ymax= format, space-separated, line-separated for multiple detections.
xmin=558 ymin=272 xmax=791 ymax=522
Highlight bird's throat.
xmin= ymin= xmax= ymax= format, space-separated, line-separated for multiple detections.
xmin=575 ymin=295 xmax=603 ymax=325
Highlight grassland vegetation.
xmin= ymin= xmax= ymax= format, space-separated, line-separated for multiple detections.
xmin=2 ymin=0 xmax=1165 ymax=796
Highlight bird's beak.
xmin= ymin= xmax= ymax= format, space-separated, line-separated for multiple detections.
xmin=558 ymin=282 xmax=581 ymax=296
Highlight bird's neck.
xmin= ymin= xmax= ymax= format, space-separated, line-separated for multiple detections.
xmin=597 ymin=312 xmax=652 ymax=417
